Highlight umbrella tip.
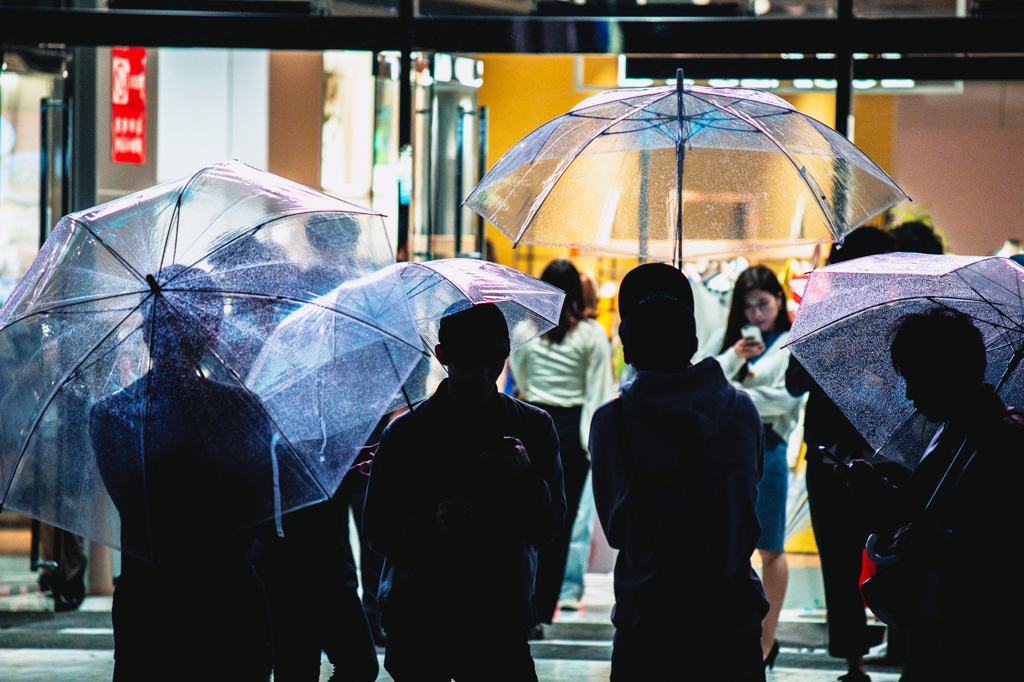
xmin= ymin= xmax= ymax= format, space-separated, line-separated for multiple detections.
xmin=145 ymin=274 xmax=161 ymax=295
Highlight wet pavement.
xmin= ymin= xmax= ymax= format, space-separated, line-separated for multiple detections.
xmin=1 ymin=574 xmax=904 ymax=681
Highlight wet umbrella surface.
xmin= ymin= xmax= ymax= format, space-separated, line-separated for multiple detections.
xmin=466 ymin=73 xmax=908 ymax=265
xmin=787 ymin=252 xmax=1024 ymax=470
xmin=0 ymin=161 xmax=423 ymax=561
xmin=379 ymin=258 xmax=565 ymax=409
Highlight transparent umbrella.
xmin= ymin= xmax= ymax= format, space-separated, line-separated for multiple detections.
xmin=383 ymin=258 xmax=565 ymax=410
xmin=787 ymin=252 xmax=1024 ymax=471
xmin=466 ymin=71 xmax=908 ymax=266
xmin=0 ymin=161 xmax=423 ymax=561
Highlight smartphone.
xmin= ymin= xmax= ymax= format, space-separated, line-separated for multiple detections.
xmin=741 ymin=325 xmax=763 ymax=344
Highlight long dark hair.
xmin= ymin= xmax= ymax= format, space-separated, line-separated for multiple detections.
xmin=541 ymin=259 xmax=583 ymax=344
xmin=720 ymin=265 xmax=790 ymax=353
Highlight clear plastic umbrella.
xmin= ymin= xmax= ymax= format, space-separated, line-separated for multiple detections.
xmin=466 ymin=72 xmax=908 ymax=265
xmin=787 ymin=252 xmax=1024 ymax=471
xmin=0 ymin=160 xmax=423 ymax=561
xmin=381 ymin=258 xmax=565 ymax=410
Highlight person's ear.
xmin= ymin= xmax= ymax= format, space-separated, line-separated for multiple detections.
xmin=435 ymin=343 xmax=448 ymax=367
xmin=622 ymin=344 xmax=631 ymax=367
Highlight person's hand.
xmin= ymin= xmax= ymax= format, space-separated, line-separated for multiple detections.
xmin=479 ymin=437 xmax=531 ymax=478
xmin=836 ymin=458 xmax=893 ymax=498
xmin=733 ymin=337 xmax=766 ymax=360
xmin=436 ymin=499 xmax=474 ymax=539
xmin=890 ymin=523 xmax=918 ymax=556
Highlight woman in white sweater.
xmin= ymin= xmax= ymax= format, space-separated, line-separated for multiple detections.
xmin=699 ymin=264 xmax=803 ymax=668
xmin=510 ymin=259 xmax=614 ymax=633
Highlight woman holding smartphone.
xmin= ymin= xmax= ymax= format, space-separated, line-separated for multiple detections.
xmin=699 ymin=264 xmax=803 ymax=668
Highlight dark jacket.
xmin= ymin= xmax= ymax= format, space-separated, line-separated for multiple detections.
xmin=590 ymin=358 xmax=769 ymax=640
xmin=90 ymin=368 xmax=273 ymax=680
xmin=362 ymin=379 xmax=565 ymax=630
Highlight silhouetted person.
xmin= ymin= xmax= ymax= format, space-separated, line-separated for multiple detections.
xmin=90 ymin=265 xmax=271 ymax=681
xmin=839 ymin=308 xmax=1023 ymax=681
xmin=890 ymin=220 xmax=945 ymax=255
xmin=252 ymin=451 xmax=379 ymax=682
xmin=785 ymin=225 xmax=908 ymax=678
xmin=591 ymin=263 xmax=769 ymax=681
xmin=363 ymin=303 xmax=566 ymax=681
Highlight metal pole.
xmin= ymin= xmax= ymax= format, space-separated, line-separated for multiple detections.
xmin=674 ymin=68 xmax=685 ymax=268
xmin=476 ymin=106 xmax=488 ymax=258
xmin=835 ymin=0 xmax=854 ymax=140
xmin=454 ymin=108 xmax=464 ymax=257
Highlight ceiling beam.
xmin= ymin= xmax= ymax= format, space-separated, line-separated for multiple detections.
xmin=2 ymin=10 xmax=1024 ymax=56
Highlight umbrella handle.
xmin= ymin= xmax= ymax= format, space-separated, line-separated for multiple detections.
xmin=865 ymin=533 xmax=900 ymax=566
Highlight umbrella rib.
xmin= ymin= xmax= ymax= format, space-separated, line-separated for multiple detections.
xmin=68 ymin=219 xmax=148 ymax=284
xmin=2 ymin=291 xmax=147 ymax=328
xmin=158 ymin=173 xmax=195 ymax=276
xmin=710 ymin=102 xmax=841 ymax=238
xmin=511 ymin=92 xmax=676 ymax=247
xmin=157 ymin=294 xmax=331 ymax=502
xmin=161 ymin=288 xmax=428 ymax=356
xmin=0 ymin=298 xmax=148 ymax=506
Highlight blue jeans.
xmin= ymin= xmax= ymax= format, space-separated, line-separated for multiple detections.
xmin=559 ymin=469 xmax=596 ymax=602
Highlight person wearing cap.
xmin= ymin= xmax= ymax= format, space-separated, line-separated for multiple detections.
xmin=362 ymin=302 xmax=566 ymax=681
xmin=590 ymin=263 xmax=769 ymax=681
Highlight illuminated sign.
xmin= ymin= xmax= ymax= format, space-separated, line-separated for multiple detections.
xmin=111 ymin=47 xmax=146 ymax=164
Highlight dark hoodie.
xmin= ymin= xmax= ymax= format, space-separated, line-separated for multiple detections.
xmin=590 ymin=357 xmax=769 ymax=641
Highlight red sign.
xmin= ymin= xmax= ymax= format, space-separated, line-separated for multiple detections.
xmin=111 ymin=47 xmax=147 ymax=164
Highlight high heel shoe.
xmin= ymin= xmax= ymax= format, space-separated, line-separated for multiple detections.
xmin=764 ymin=640 xmax=780 ymax=669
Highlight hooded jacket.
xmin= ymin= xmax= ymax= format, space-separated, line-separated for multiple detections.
xmin=590 ymin=358 xmax=768 ymax=639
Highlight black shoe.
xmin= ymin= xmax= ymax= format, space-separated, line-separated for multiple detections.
xmin=838 ymin=672 xmax=871 ymax=682
xmin=764 ymin=640 xmax=780 ymax=669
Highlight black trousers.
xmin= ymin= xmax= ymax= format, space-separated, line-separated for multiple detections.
xmin=530 ymin=403 xmax=589 ymax=624
xmin=339 ymin=470 xmax=385 ymax=630
xmin=806 ymin=448 xmax=909 ymax=660
xmin=611 ymin=629 xmax=765 ymax=682
xmin=384 ymin=623 xmax=538 ymax=682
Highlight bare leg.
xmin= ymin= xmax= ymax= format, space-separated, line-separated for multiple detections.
xmin=759 ymin=549 xmax=788 ymax=660
xmin=846 ymin=655 xmax=866 ymax=676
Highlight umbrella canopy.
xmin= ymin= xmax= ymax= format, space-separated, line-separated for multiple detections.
xmin=787 ymin=253 xmax=1024 ymax=470
xmin=0 ymin=160 xmax=423 ymax=561
xmin=384 ymin=258 xmax=565 ymax=409
xmin=466 ymin=73 xmax=908 ymax=265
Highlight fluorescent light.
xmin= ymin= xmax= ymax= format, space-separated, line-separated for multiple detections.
xmin=454 ymin=57 xmax=483 ymax=87
xmin=434 ymin=54 xmax=452 ymax=83
xmin=853 ymin=53 xmax=869 ymax=60
xmin=793 ymin=79 xmax=814 ymax=89
xmin=815 ymin=53 xmax=836 ymax=60
xmin=882 ymin=53 xmax=902 ymax=60
xmin=881 ymin=79 xmax=915 ymax=88
xmin=852 ymin=79 xmax=877 ymax=89
xmin=708 ymin=79 xmax=740 ymax=88
xmin=740 ymin=79 xmax=780 ymax=89
xmin=814 ymin=79 xmax=838 ymax=89
xmin=781 ymin=53 xmax=804 ymax=60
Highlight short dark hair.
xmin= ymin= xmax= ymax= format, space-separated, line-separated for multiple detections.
xmin=891 ymin=221 xmax=945 ymax=255
xmin=618 ymin=264 xmax=697 ymax=372
xmin=621 ymin=296 xmax=697 ymax=372
xmin=829 ymin=226 xmax=896 ymax=265
xmin=437 ymin=302 xmax=510 ymax=365
xmin=891 ymin=307 xmax=986 ymax=385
